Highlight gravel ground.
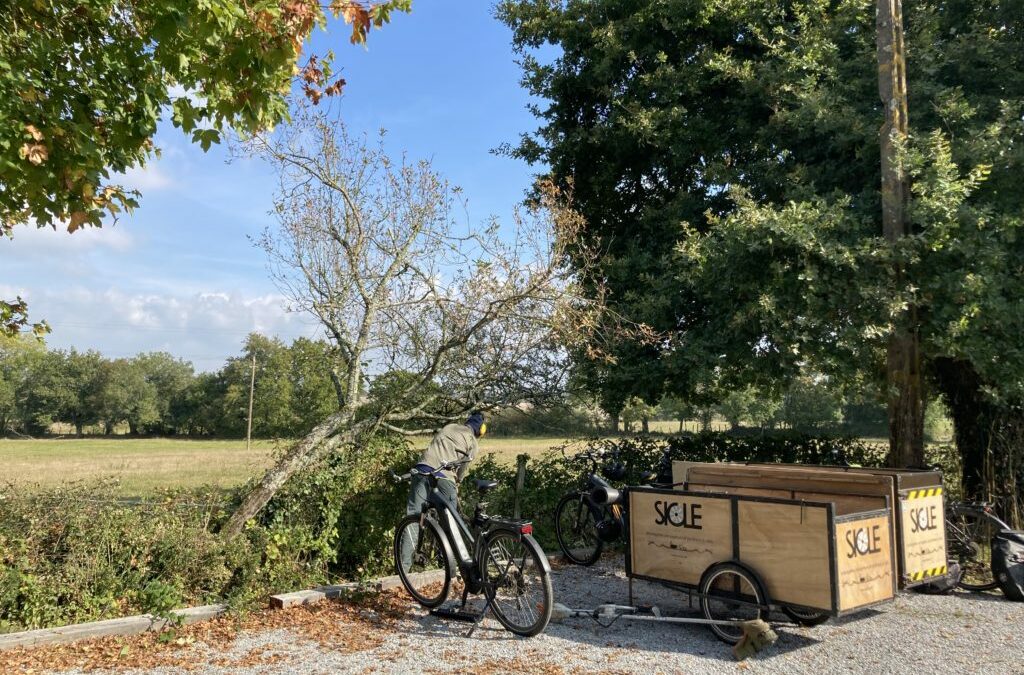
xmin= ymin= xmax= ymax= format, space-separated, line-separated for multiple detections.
xmin=49 ymin=557 xmax=1024 ymax=675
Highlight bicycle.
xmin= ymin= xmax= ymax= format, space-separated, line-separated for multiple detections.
xmin=553 ymin=446 xmax=661 ymax=566
xmin=392 ymin=459 xmax=554 ymax=637
xmin=946 ymin=500 xmax=1012 ymax=592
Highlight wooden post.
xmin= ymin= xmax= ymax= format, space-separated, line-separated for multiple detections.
xmin=246 ymin=353 xmax=256 ymax=452
xmin=513 ymin=454 xmax=528 ymax=519
xmin=877 ymin=0 xmax=924 ymax=468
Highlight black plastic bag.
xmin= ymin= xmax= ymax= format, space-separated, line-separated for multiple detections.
xmin=992 ymin=530 xmax=1024 ymax=602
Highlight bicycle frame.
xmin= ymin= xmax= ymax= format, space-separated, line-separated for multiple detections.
xmin=421 ymin=483 xmax=486 ymax=593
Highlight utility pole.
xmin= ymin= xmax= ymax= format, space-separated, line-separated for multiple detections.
xmin=247 ymin=353 xmax=256 ymax=451
xmin=877 ymin=0 xmax=924 ymax=468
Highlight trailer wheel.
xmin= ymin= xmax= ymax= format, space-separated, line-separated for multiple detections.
xmin=698 ymin=562 xmax=769 ymax=644
xmin=782 ymin=605 xmax=830 ymax=627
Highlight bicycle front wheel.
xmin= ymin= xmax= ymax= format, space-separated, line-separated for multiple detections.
xmin=394 ymin=514 xmax=454 ymax=608
xmin=481 ymin=530 xmax=554 ymax=637
xmin=554 ymin=492 xmax=603 ymax=565
xmin=949 ymin=508 xmax=1001 ymax=591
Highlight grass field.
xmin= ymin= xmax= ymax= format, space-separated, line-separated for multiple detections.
xmin=0 ymin=435 xmax=575 ymax=495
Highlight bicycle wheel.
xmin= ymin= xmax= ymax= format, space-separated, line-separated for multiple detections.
xmin=481 ymin=530 xmax=554 ymax=637
xmin=782 ymin=605 xmax=830 ymax=627
xmin=699 ymin=562 xmax=769 ymax=644
xmin=948 ymin=508 xmax=1001 ymax=591
xmin=554 ymin=492 xmax=603 ymax=566
xmin=394 ymin=514 xmax=454 ymax=608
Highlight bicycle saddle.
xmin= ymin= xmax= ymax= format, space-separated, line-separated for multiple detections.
xmin=474 ymin=478 xmax=499 ymax=492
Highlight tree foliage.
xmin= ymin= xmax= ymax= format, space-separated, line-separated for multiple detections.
xmin=500 ymin=0 xmax=1024 ymax=504
xmin=0 ymin=0 xmax=411 ymax=337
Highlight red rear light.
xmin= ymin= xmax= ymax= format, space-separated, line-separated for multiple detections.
xmin=520 ymin=524 xmax=533 ymax=535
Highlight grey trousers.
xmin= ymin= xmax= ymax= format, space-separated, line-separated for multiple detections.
xmin=406 ymin=474 xmax=458 ymax=517
xmin=400 ymin=475 xmax=458 ymax=570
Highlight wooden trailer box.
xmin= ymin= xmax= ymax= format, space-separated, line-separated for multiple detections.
xmin=626 ymin=487 xmax=896 ymax=615
xmin=673 ymin=461 xmax=947 ymax=587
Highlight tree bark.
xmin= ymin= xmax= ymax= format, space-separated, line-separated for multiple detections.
xmin=878 ymin=0 xmax=924 ymax=468
xmin=931 ymin=358 xmax=1024 ymax=525
xmin=221 ymin=410 xmax=361 ymax=538
xmin=642 ymin=416 xmax=649 ymax=434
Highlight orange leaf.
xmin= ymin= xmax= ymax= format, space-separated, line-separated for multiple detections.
xmin=67 ymin=211 xmax=88 ymax=233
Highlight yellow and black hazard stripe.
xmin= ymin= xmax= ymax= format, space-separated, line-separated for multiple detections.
xmin=910 ymin=565 xmax=948 ymax=581
xmin=905 ymin=487 xmax=943 ymax=500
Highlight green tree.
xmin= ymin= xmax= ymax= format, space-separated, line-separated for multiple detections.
xmin=94 ymin=358 xmax=160 ymax=434
xmin=134 ymin=352 xmax=194 ymax=434
xmin=500 ymin=0 xmax=1024 ymax=506
xmin=0 ymin=0 xmax=411 ymax=335
xmin=288 ymin=337 xmax=342 ymax=436
xmin=777 ymin=376 xmax=844 ymax=432
xmin=621 ymin=396 xmax=656 ymax=433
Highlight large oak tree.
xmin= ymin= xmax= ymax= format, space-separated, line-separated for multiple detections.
xmin=500 ymin=0 xmax=1024 ymax=513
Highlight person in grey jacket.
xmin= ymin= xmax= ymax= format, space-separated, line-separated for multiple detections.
xmin=406 ymin=411 xmax=486 ymax=518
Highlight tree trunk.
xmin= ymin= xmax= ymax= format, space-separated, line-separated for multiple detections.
xmin=75 ymin=421 xmax=83 ymax=437
xmin=221 ymin=410 xmax=360 ymax=538
xmin=642 ymin=416 xmax=649 ymax=434
xmin=931 ymin=358 xmax=1024 ymax=525
xmin=878 ymin=0 xmax=925 ymax=468
xmin=678 ymin=419 xmax=684 ymax=433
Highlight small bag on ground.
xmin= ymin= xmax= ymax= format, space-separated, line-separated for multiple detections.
xmin=991 ymin=530 xmax=1024 ymax=602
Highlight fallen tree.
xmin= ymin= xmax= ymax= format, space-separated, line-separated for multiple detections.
xmin=223 ymin=108 xmax=610 ymax=537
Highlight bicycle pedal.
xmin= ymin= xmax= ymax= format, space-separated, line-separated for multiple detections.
xmin=430 ymin=607 xmax=483 ymax=623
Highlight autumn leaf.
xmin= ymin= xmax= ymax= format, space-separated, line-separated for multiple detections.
xmin=67 ymin=211 xmax=89 ymax=233
xmin=25 ymin=124 xmax=43 ymax=140
xmin=19 ymin=142 xmax=48 ymax=165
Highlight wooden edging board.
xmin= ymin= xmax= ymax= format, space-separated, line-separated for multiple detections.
xmin=673 ymin=461 xmax=947 ymax=588
xmin=625 ymin=486 xmax=896 ymax=615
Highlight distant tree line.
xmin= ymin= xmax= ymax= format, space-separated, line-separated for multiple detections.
xmin=0 ymin=333 xmax=339 ymax=438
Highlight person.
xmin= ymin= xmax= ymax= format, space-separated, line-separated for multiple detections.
xmin=406 ymin=411 xmax=486 ymax=519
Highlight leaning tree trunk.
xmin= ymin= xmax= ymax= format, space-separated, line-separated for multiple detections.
xmin=931 ymin=357 xmax=1024 ymax=526
xmin=221 ymin=410 xmax=362 ymax=538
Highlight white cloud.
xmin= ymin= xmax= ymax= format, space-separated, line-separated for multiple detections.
xmin=1 ymin=286 xmax=322 ymax=371
xmin=4 ymin=223 xmax=135 ymax=253
xmin=119 ymin=163 xmax=173 ymax=192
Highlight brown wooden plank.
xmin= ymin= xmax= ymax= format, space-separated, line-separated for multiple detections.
xmin=629 ymin=490 xmax=733 ymax=586
xmin=687 ymin=482 xmax=793 ymax=500
xmin=792 ymin=491 xmax=887 ymax=516
xmin=736 ymin=501 xmax=833 ymax=610
xmin=836 ymin=514 xmax=895 ymax=610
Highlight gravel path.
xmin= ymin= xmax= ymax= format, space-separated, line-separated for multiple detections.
xmin=50 ymin=558 xmax=1024 ymax=674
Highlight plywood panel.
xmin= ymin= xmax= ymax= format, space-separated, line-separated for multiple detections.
xmin=899 ymin=489 xmax=947 ymax=581
xmin=687 ymin=483 xmax=794 ymax=500
xmin=629 ymin=491 xmax=733 ymax=586
xmin=792 ymin=491 xmax=887 ymax=516
xmin=835 ymin=514 xmax=895 ymax=610
xmin=737 ymin=501 xmax=833 ymax=610
xmin=688 ymin=465 xmax=892 ymax=497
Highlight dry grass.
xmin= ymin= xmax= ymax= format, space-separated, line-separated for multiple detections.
xmin=0 ymin=435 xmax=574 ymax=496
xmin=0 ymin=438 xmax=280 ymax=495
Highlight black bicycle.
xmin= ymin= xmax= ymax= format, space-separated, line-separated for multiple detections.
xmin=554 ymin=447 xmax=662 ymax=566
xmin=392 ymin=460 xmax=554 ymax=637
xmin=946 ymin=500 xmax=1012 ymax=592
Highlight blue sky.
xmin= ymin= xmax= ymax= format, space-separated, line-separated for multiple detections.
xmin=2 ymin=2 xmax=544 ymax=371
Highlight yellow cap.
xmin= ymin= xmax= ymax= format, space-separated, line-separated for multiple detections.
xmin=478 ymin=422 xmax=487 ymax=437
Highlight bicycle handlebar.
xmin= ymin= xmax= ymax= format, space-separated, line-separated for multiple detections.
xmin=390 ymin=458 xmax=471 ymax=483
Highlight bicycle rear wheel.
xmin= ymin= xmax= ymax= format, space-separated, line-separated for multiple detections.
xmin=554 ymin=492 xmax=603 ymax=566
xmin=949 ymin=507 xmax=1001 ymax=591
xmin=394 ymin=514 xmax=454 ymax=608
xmin=481 ymin=530 xmax=554 ymax=637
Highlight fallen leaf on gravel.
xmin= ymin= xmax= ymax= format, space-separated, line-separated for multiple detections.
xmin=0 ymin=590 xmax=411 ymax=673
